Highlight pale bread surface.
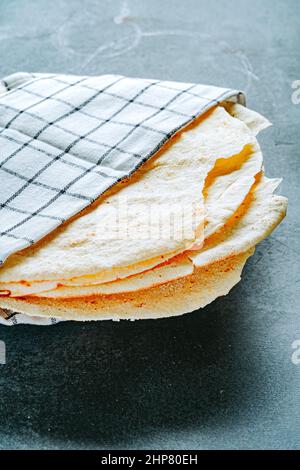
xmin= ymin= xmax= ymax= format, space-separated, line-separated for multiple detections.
xmin=34 ymin=255 xmax=194 ymax=298
xmin=204 ymin=142 xmax=262 ymax=239
xmin=225 ymin=102 xmax=271 ymax=135
xmin=189 ymin=176 xmax=287 ymax=267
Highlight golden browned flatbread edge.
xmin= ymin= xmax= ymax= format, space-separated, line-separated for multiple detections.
xmin=0 ymin=250 xmax=254 ymax=321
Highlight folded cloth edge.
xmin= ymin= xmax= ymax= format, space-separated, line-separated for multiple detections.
xmin=0 ymin=72 xmax=245 ymax=326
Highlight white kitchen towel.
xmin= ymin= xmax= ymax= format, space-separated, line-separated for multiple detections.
xmin=0 ymin=72 xmax=245 ymax=325
xmin=0 ymin=307 xmax=62 ymax=326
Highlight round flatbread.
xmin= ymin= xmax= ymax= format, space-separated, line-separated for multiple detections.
xmin=0 ymin=106 xmax=254 ymax=283
xmin=189 ymin=176 xmax=287 ymax=267
xmin=22 ymin=255 xmax=194 ymax=298
xmin=0 ymin=105 xmax=281 ymax=302
xmin=0 ymin=250 xmax=253 ymax=321
xmin=22 ymin=175 xmax=287 ymax=298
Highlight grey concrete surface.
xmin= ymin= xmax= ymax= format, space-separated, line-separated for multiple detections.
xmin=0 ymin=0 xmax=299 ymax=450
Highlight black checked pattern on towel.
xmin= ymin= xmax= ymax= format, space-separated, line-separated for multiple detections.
xmin=0 ymin=72 xmax=243 ymax=264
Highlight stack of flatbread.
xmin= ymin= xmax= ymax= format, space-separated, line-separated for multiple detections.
xmin=0 ymin=103 xmax=287 ymax=321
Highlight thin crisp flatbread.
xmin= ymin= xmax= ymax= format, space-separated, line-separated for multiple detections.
xmin=203 ymin=142 xmax=262 ymax=239
xmin=26 ymin=175 xmax=287 ymax=298
xmin=189 ymin=176 xmax=287 ymax=267
xmin=0 ymin=105 xmax=264 ymax=296
xmin=225 ymin=102 xmax=271 ymax=135
xmin=0 ymin=254 xmax=180 ymax=295
xmin=34 ymin=255 xmax=194 ymax=298
xmin=0 ymin=144 xmax=261 ymax=296
xmin=0 ymin=105 xmax=254 ymax=283
xmin=0 ymin=250 xmax=253 ymax=321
